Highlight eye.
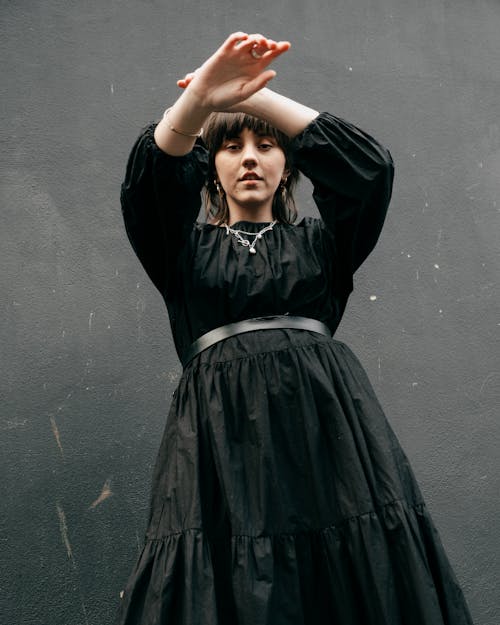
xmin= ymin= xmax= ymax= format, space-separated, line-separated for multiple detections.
xmin=223 ymin=141 xmax=241 ymax=151
xmin=259 ymin=142 xmax=274 ymax=150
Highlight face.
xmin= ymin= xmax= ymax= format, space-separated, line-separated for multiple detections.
xmin=214 ymin=128 xmax=287 ymax=216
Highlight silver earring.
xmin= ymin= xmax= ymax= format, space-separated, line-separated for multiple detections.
xmin=214 ymin=179 xmax=225 ymax=197
xmin=280 ymin=177 xmax=288 ymax=202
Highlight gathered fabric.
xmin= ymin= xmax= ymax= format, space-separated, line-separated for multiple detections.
xmin=116 ymin=114 xmax=473 ymax=624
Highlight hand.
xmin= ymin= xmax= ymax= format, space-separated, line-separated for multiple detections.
xmin=177 ymin=32 xmax=290 ymax=112
xmin=177 ymin=69 xmax=254 ymax=114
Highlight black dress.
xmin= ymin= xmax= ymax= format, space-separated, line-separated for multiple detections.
xmin=117 ymin=113 xmax=473 ymax=625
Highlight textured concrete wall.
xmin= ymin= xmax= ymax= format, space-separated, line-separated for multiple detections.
xmin=1 ymin=1 xmax=498 ymax=623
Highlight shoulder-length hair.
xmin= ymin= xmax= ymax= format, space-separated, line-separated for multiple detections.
xmin=202 ymin=112 xmax=299 ymax=225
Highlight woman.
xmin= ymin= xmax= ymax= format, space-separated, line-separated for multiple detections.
xmin=117 ymin=32 xmax=473 ymax=625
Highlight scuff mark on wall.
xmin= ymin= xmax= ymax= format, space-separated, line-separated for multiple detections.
xmin=89 ymin=478 xmax=113 ymax=509
xmin=56 ymin=502 xmax=74 ymax=564
xmin=50 ymin=416 xmax=64 ymax=458
xmin=56 ymin=504 xmax=91 ymax=624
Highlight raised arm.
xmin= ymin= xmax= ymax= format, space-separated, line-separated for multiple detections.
xmin=232 ymin=87 xmax=319 ymax=137
xmin=154 ymin=32 xmax=318 ymax=156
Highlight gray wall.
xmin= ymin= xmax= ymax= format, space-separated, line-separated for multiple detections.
xmin=1 ymin=1 xmax=498 ymax=623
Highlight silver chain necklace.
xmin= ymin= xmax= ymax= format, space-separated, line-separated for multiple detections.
xmin=222 ymin=220 xmax=277 ymax=255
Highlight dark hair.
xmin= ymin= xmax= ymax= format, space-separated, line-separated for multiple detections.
xmin=202 ymin=112 xmax=299 ymax=224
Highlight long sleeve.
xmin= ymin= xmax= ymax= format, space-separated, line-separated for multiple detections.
xmin=290 ymin=112 xmax=394 ymax=293
xmin=120 ymin=123 xmax=208 ymax=295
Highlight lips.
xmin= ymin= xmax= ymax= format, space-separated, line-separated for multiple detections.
xmin=240 ymin=172 xmax=262 ymax=181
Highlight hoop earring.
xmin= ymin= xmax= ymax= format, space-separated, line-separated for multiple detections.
xmin=280 ymin=177 xmax=288 ymax=202
xmin=214 ymin=179 xmax=225 ymax=198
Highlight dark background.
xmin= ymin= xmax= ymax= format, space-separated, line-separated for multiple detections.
xmin=1 ymin=1 xmax=499 ymax=624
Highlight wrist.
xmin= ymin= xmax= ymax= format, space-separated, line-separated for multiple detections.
xmin=236 ymin=88 xmax=272 ymax=117
xmin=154 ymin=88 xmax=213 ymax=156
xmin=178 ymin=86 xmax=213 ymax=119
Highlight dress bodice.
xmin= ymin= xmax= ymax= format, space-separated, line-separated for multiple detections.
xmin=120 ymin=113 xmax=394 ymax=360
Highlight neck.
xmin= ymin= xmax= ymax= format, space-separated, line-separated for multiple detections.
xmin=227 ymin=207 xmax=273 ymax=225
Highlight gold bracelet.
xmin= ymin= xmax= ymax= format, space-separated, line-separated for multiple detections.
xmin=163 ymin=107 xmax=203 ymax=138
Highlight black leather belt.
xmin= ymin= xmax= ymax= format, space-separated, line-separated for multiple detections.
xmin=181 ymin=315 xmax=331 ymax=368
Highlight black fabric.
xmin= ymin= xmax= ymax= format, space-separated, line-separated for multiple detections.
xmin=181 ymin=315 xmax=332 ymax=368
xmin=116 ymin=113 xmax=473 ymax=624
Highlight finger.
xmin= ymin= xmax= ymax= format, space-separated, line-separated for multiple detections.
xmin=176 ymin=71 xmax=196 ymax=88
xmin=244 ymin=38 xmax=289 ymax=61
xmin=276 ymin=40 xmax=291 ymax=51
xmin=235 ymin=37 xmax=263 ymax=53
xmin=259 ymin=42 xmax=291 ymax=61
xmin=224 ymin=32 xmax=248 ymax=49
xmin=177 ymin=77 xmax=194 ymax=88
xmin=239 ymin=41 xmax=274 ymax=62
xmin=247 ymin=33 xmax=266 ymax=44
xmin=247 ymin=34 xmax=270 ymax=53
xmin=261 ymin=40 xmax=291 ymax=55
xmin=240 ymin=69 xmax=277 ymax=98
xmin=264 ymin=39 xmax=278 ymax=49
xmin=248 ymin=34 xmax=286 ymax=51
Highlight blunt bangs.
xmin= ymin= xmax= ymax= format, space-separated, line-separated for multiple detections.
xmin=203 ymin=112 xmax=291 ymax=154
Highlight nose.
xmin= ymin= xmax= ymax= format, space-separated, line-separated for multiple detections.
xmin=240 ymin=142 xmax=259 ymax=167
